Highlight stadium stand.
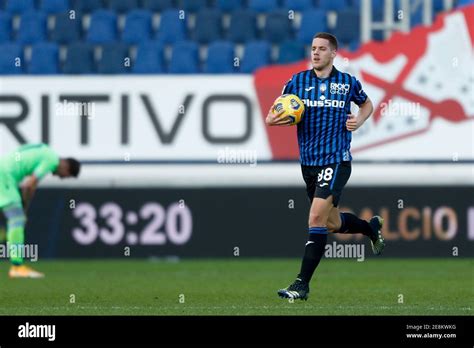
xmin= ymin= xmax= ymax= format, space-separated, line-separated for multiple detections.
xmin=0 ymin=0 xmax=460 ymax=74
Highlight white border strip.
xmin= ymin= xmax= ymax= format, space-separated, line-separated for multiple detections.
xmin=41 ymin=163 xmax=474 ymax=188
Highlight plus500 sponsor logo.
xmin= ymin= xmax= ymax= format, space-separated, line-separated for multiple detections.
xmin=303 ymin=99 xmax=345 ymax=108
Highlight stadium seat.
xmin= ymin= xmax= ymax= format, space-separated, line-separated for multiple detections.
xmin=457 ymin=0 xmax=474 ymax=7
xmin=28 ymin=42 xmax=59 ymax=74
xmin=142 ymin=0 xmax=174 ymax=12
xmin=63 ymin=42 xmax=94 ymax=74
xmin=216 ymin=0 xmax=243 ymax=12
xmin=241 ymin=40 xmax=271 ymax=73
xmin=180 ymin=0 xmax=207 ymax=13
xmin=194 ymin=9 xmax=222 ymax=44
xmin=169 ymin=40 xmax=199 ymax=73
xmin=107 ymin=0 xmax=139 ymax=13
xmin=283 ymin=0 xmax=313 ymax=11
xmin=0 ymin=43 xmax=23 ymax=74
xmin=156 ymin=9 xmax=187 ymax=44
xmin=122 ymin=9 xmax=153 ymax=44
xmin=0 ymin=0 xmax=4 ymax=9
xmin=264 ymin=10 xmax=293 ymax=44
xmin=297 ymin=9 xmax=327 ymax=43
xmin=204 ymin=40 xmax=235 ymax=73
xmin=333 ymin=8 xmax=359 ymax=45
xmin=348 ymin=39 xmax=360 ymax=51
xmin=51 ymin=12 xmax=82 ymax=44
xmin=39 ymin=0 xmax=70 ymax=14
xmin=17 ymin=12 xmax=47 ymax=44
xmin=72 ymin=0 xmax=105 ymax=13
xmin=5 ymin=0 xmax=35 ymax=14
xmin=97 ymin=43 xmax=129 ymax=74
xmin=248 ymin=0 xmax=278 ymax=13
xmin=278 ymin=40 xmax=305 ymax=63
xmin=318 ymin=0 xmax=348 ymax=12
xmin=228 ymin=9 xmax=257 ymax=43
xmin=132 ymin=41 xmax=165 ymax=73
xmin=86 ymin=9 xmax=117 ymax=44
xmin=0 ymin=11 xmax=12 ymax=43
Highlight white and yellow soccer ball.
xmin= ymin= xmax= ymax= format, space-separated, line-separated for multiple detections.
xmin=272 ymin=94 xmax=305 ymax=125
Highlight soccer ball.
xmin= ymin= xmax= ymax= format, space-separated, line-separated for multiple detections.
xmin=272 ymin=94 xmax=305 ymax=125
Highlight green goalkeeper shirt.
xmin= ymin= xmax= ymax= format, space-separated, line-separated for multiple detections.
xmin=0 ymin=143 xmax=60 ymax=184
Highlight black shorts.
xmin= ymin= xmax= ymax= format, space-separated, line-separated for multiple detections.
xmin=301 ymin=161 xmax=351 ymax=207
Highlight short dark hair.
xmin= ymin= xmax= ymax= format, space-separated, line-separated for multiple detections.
xmin=313 ymin=32 xmax=338 ymax=50
xmin=66 ymin=158 xmax=81 ymax=177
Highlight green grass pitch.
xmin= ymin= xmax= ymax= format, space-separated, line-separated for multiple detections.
xmin=0 ymin=258 xmax=472 ymax=315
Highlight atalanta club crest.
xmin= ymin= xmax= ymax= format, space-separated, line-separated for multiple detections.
xmin=320 ymin=84 xmax=327 ymax=93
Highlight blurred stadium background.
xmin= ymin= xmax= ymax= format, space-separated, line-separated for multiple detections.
xmin=0 ymin=0 xmax=472 ymax=315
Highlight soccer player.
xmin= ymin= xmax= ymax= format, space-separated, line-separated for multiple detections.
xmin=266 ymin=33 xmax=385 ymax=300
xmin=0 ymin=143 xmax=80 ymax=278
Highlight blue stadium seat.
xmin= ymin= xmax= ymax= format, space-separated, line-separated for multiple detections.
xmin=18 ymin=12 xmax=47 ymax=44
xmin=97 ymin=43 xmax=129 ymax=74
xmin=132 ymin=41 xmax=164 ymax=73
xmin=169 ymin=40 xmax=199 ymax=73
xmin=318 ymin=0 xmax=348 ymax=11
xmin=297 ymin=9 xmax=326 ymax=43
xmin=333 ymin=8 xmax=359 ymax=45
xmin=122 ymin=9 xmax=152 ymax=44
xmin=241 ymin=40 xmax=270 ymax=73
xmin=86 ymin=9 xmax=117 ymax=44
xmin=264 ymin=10 xmax=293 ymax=44
xmin=278 ymin=40 xmax=305 ymax=63
xmin=156 ymin=9 xmax=187 ymax=44
xmin=283 ymin=0 xmax=313 ymax=11
xmin=63 ymin=42 xmax=94 ymax=74
xmin=0 ymin=43 xmax=23 ymax=74
xmin=0 ymin=0 xmax=4 ymax=9
xmin=107 ymin=0 xmax=139 ymax=13
xmin=28 ymin=42 xmax=59 ymax=74
xmin=194 ymin=9 xmax=222 ymax=44
xmin=457 ymin=0 xmax=474 ymax=7
xmin=142 ymin=0 xmax=174 ymax=11
xmin=180 ymin=0 xmax=207 ymax=12
xmin=5 ymin=0 xmax=35 ymax=14
xmin=0 ymin=12 xmax=12 ymax=43
xmin=348 ymin=39 xmax=360 ymax=51
xmin=228 ymin=9 xmax=257 ymax=43
xmin=40 ymin=0 xmax=70 ymax=14
xmin=72 ymin=0 xmax=105 ymax=13
xmin=248 ymin=0 xmax=278 ymax=13
xmin=204 ymin=40 xmax=235 ymax=73
xmin=216 ymin=0 xmax=243 ymax=12
xmin=51 ymin=12 xmax=81 ymax=44
xmin=351 ymin=0 xmax=384 ymax=13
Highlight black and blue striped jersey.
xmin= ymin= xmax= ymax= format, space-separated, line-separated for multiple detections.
xmin=283 ymin=66 xmax=368 ymax=166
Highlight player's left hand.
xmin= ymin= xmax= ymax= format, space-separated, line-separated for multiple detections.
xmin=346 ymin=114 xmax=363 ymax=131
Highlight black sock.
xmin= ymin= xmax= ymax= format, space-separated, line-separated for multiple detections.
xmin=339 ymin=212 xmax=372 ymax=236
xmin=297 ymin=227 xmax=328 ymax=284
